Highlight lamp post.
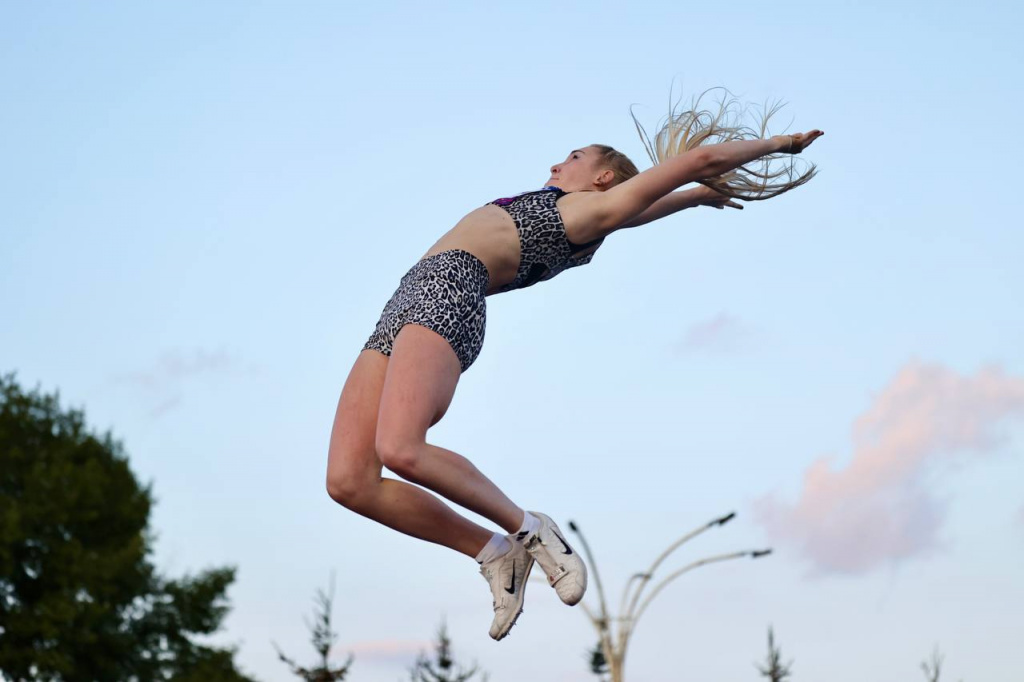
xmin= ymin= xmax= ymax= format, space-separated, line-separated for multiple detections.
xmin=567 ymin=512 xmax=771 ymax=682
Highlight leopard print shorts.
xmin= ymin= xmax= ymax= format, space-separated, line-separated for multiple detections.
xmin=362 ymin=249 xmax=489 ymax=373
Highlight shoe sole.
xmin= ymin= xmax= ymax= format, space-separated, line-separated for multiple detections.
xmin=491 ymin=555 xmax=535 ymax=640
xmin=527 ymin=511 xmax=587 ymax=606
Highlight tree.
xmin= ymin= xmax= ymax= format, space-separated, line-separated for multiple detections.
xmin=922 ymin=647 xmax=943 ymax=682
xmin=755 ymin=626 xmax=793 ymax=682
xmin=921 ymin=646 xmax=965 ymax=682
xmin=409 ymin=619 xmax=487 ymax=682
xmin=0 ymin=373 xmax=255 ymax=681
xmin=586 ymin=640 xmax=609 ymax=682
xmin=274 ymin=574 xmax=353 ymax=681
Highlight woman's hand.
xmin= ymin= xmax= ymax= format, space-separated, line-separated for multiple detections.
xmin=695 ymin=184 xmax=744 ymax=210
xmin=773 ymin=130 xmax=824 ymax=154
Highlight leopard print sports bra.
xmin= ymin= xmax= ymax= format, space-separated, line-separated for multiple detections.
xmin=489 ymin=187 xmax=604 ymax=293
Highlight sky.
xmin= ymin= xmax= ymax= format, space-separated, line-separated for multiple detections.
xmin=2 ymin=1 xmax=1023 ymax=680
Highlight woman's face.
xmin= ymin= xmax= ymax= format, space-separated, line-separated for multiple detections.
xmin=546 ymin=146 xmax=605 ymax=191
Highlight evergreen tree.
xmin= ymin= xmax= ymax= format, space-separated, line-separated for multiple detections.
xmin=0 ymin=373 xmax=255 ymax=681
xmin=921 ymin=647 xmax=943 ymax=682
xmin=409 ymin=619 xmax=486 ymax=682
xmin=274 ymin=574 xmax=353 ymax=681
xmin=755 ymin=626 xmax=793 ymax=682
xmin=587 ymin=640 xmax=609 ymax=681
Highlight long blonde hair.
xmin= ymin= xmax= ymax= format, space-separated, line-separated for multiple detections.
xmin=632 ymin=87 xmax=816 ymax=200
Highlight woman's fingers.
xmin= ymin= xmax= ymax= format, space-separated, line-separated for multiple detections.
xmin=798 ymin=130 xmax=824 ymax=151
xmin=775 ymin=130 xmax=823 ymax=154
xmin=712 ymin=200 xmax=743 ymax=210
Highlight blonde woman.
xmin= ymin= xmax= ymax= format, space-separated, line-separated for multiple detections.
xmin=327 ymin=100 xmax=823 ymax=640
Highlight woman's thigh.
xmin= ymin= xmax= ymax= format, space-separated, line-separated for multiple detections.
xmin=326 ymin=349 xmax=389 ymax=499
xmin=376 ymin=323 xmax=462 ymax=459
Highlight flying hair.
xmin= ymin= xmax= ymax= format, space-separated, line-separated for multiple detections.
xmin=631 ymin=87 xmax=817 ymax=200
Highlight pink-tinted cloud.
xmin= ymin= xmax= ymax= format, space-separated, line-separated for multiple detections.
xmin=346 ymin=639 xmax=430 ymax=664
xmin=678 ymin=313 xmax=750 ymax=353
xmin=755 ymin=361 xmax=1024 ymax=576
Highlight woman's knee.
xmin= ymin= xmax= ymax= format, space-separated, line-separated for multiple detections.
xmin=326 ymin=463 xmax=376 ymax=510
xmin=374 ymin=432 xmax=423 ymax=480
xmin=326 ymin=470 xmax=355 ymax=508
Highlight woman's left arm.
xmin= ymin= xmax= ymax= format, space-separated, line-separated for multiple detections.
xmin=618 ymin=186 xmax=742 ymax=229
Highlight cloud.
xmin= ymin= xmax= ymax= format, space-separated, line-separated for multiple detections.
xmin=112 ymin=348 xmax=255 ymax=417
xmin=116 ymin=348 xmax=239 ymax=388
xmin=345 ymin=639 xmax=431 ymax=664
xmin=755 ymin=361 xmax=1024 ymax=576
xmin=147 ymin=395 xmax=182 ymax=418
xmin=677 ymin=313 xmax=751 ymax=353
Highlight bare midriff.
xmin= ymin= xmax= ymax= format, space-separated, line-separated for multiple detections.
xmin=420 ymin=205 xmax=520 ymax=295
xmin=419 ymin=193 xmax=603 ymax=296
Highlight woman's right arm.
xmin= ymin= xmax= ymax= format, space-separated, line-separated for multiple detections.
xmin=588 ymin=131 xmax=823 ymax=234
xmin=618 ymin=185 xmax=741 ymax=228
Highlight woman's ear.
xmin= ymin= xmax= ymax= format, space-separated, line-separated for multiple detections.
xmin=595 ymin=168 xmax=616 ymax=189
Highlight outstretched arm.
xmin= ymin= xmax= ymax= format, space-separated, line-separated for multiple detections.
xmin=619 ymin=186 xmax=742 ymax=229
xmin=590 ymin=131 xmax=822 ymax=234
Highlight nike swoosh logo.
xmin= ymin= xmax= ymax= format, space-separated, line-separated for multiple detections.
xmin=505 ymin=560 xmax=517 ymax=594
xmin=553 ymin=532 xmax=573 ymax=555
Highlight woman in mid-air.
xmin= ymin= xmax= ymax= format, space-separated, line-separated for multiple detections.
xmin=326 ymin=93 xmax=823 ymax=640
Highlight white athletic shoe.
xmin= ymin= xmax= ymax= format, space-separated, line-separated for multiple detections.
xmin=479 ymin=540 xmax=535 ymax=641
xmin=520 ymin=511 xmax=587 ymax=606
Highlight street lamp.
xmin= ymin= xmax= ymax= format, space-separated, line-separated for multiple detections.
xmin=566 ymin=512 xmax=771 ymax=682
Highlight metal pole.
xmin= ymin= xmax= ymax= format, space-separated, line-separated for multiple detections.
xmin=568 ymin=513 xmax=771 ymax=682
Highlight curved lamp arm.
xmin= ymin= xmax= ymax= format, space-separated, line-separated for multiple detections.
xmin=619 ymin=572 xmax=649 ymax=619
xmin=569 ymin=521 xmax=611 ymax=632
xmin=624 ymin=512 xmax=736 ymax=623
xmin=630 ymin=549 xmax=770 ymax=634
xmin=581 ymin=600 xmax=618 ymax=673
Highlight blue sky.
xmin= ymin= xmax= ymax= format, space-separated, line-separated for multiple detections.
xmin=2 ymin=1 xmax=1023 ymax=680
